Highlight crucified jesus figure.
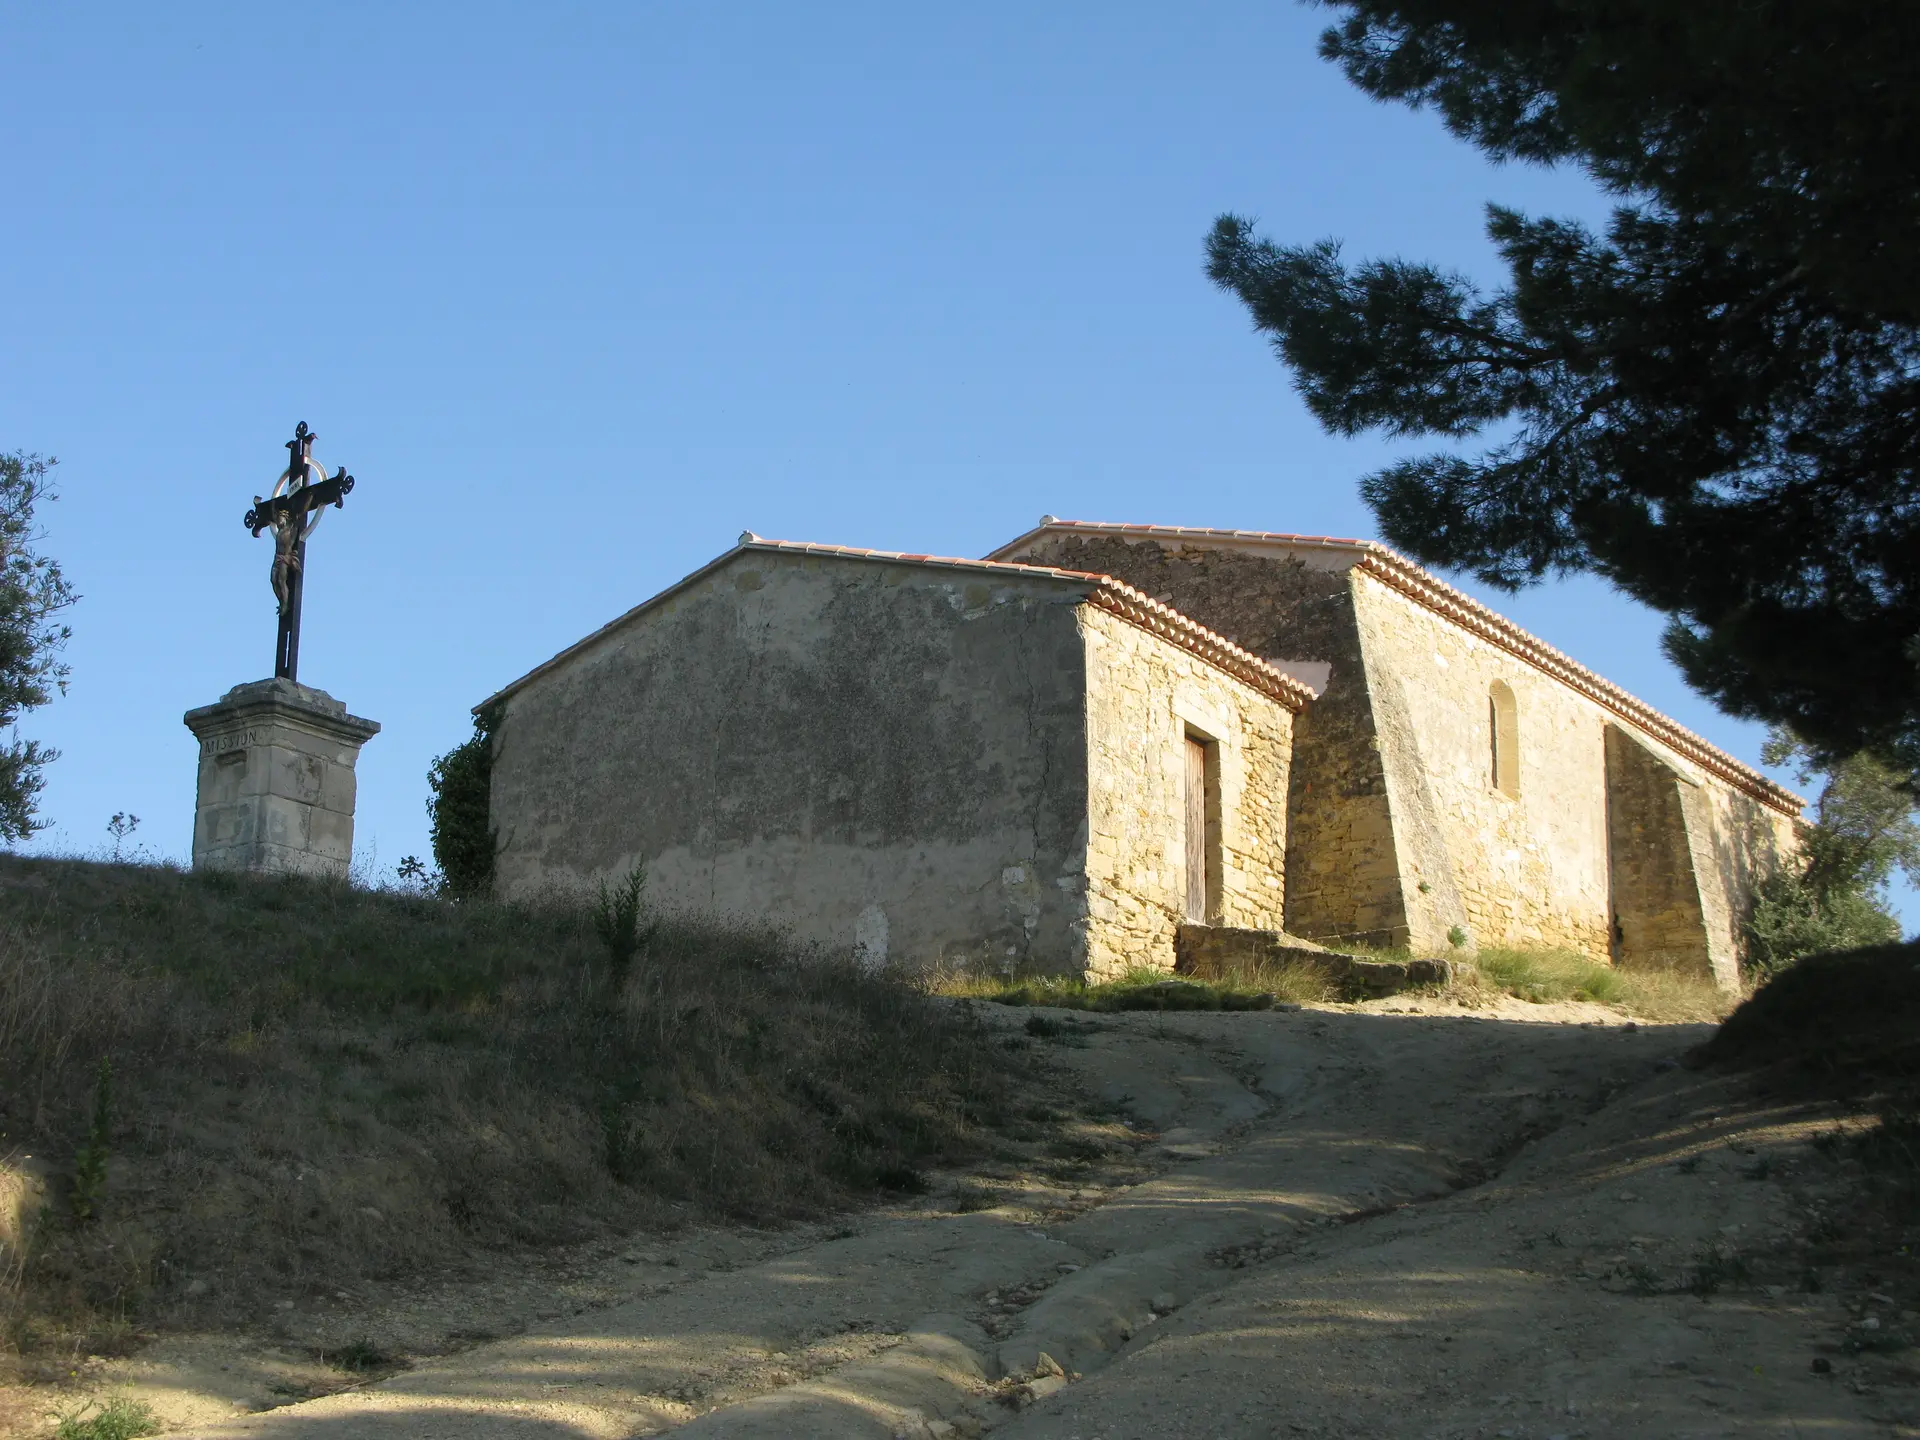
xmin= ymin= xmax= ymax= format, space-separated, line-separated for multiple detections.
xmin=244 ymin=423 xmax=357 ymax=683
xmin=268 ymin=503 xmax=311 ymax=616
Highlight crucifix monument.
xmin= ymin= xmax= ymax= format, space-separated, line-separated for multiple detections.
xmin=182 ymin=422 xmax=380 ymax=879
xmin=251 ymin=420 xmax=357 ymax=682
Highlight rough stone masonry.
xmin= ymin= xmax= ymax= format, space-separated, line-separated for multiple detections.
xmin=990 ymin=521 xmax=1802 ymax=988
xmin=481 ymin=521 xmax=1801 ymax=988
xmin=484 ymin=538 xmax=1308 ymax=981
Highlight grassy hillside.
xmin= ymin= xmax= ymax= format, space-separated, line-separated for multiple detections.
xmin=0 ymin=858 xmax=1021 ymax=1355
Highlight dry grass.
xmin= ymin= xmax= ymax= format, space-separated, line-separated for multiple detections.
xmin=928 ymin=956 xmax=1336 ymax=1011
xmin=1458 ymin=947 xmax=1733 ymax=1021
xmin=1605 ymin=965 xmax=1738 ymax=1023
xmin=926 ymin=941 xmax=1728 ymax=1019
xmin=0 ymin=857 xmax=1023 ymax=1357
xmin=1700 ymin=941 xmax=1920 ymax=1235
xmin=1238 ymin=939 xmax=1733 ymax=1021
xmin=1179 ymin=951 xmax=1341 ymax=1005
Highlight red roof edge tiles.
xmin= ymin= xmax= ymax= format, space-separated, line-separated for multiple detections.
xmin=738 ymin=538 xmax=1315 ymax=710
xmin=987 ymin=519 xmax=1803 ymax=817
xmin=479 ymin=533 xmax=1316 ymax=714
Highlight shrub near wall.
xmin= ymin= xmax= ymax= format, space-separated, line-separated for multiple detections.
xmin=427 ymin=705 xmax=498 ymax=897
xmin=1743 ymin=730 xmax=1917 ymax=979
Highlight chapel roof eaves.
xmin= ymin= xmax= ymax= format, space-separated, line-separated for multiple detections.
xmin=988 ymin=518 xmax=1805 ymax=817
xmin=476 ymin=533 xmax=1316 ymax=714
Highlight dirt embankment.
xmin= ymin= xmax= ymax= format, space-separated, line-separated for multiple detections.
xmin=16 ymin=985 xmax=1910 ymax=1439
xmin=0 ymin=856 xmax=1043 ymax=1430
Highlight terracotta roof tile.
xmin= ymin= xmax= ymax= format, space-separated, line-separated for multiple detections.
xmin=740 ymin=537 xmax=1315 ymax=709
xmin=481 ymin=533 xmax=1317 ymax=712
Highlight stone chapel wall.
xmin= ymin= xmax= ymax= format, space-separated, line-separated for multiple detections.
xmin=1704 ymin=783 xmax=1803 ymax=957
xmin=488 ymin=552 xmax=1094 ymax=972
xmin=1348 ymin=573 xmax=1615 ymax=957
xmin=1350 ymin=574 xmax=1800 ymax=972
xmin=1077 ymin=604 xmax=1293 ymax=978
xmin=1604 ymin=724 xmax=1723 ymax=978
xmin=1005 ymin=527 xmax=1799 ymax=974
xmin=1006 ymin=534 xmax=1405 ymax=947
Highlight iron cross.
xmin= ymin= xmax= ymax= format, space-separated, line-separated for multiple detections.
xmin=243 ymin=421 xmax=357 ymax=683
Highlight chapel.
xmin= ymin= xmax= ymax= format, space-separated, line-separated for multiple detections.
xmin=480 ymin=520 xmax=1802 ymax=988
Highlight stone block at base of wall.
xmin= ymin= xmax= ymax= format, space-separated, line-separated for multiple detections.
xmin=1174 ymin=922 xmax=1452 ymax=1000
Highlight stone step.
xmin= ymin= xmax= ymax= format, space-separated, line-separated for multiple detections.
xmin=1174 ymin=923 xmax=1451 ymax=999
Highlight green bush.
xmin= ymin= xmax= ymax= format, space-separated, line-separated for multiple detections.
xmin=1745 ymin=871 xmax=1900 ymax=981
xmin=427 ymin=703 xmax=500 ymax=899
xmin=1744 ymin=729 xmax=1915 ymax=979
xmin=0 ymin=451 xmax=77 ymax=844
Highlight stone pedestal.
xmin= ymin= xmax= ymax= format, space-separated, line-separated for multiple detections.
xmin=183 ymin=679 xmax=380 ymax=879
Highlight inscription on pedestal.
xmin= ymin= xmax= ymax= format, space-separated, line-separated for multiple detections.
xmin=201 ymin=729 xmax=270 ymax=757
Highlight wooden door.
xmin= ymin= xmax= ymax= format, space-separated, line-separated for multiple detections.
xmin=1185 ymin=736 xmax=1208 ymax=922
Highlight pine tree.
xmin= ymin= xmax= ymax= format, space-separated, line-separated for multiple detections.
xmin=0 ymin=452 xmax=77 ymax=841
xmin=1206 ymin=1 xmax=1920 ymax=775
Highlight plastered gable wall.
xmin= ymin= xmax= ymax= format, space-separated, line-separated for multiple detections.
xmin=488 ymin=552 xmax=1094 ymax=971
xmin=1078 ymin=605 xmax=1293 ymax=979
xmin=1004 ymin=534 xmax=1405 ymax=947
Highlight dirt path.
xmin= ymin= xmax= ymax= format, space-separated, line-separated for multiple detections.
xmin=38 ymin=997 xmax=1920 ymax=1438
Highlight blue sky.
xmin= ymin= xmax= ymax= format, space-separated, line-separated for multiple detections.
xmin=4 ymin=3 xmax=1908 ymax=927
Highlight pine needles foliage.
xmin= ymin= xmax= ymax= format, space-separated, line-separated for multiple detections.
xmin=1207 ymin=2 xmax=1920 ymax=777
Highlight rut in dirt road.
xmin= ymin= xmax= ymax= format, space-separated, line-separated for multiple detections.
xmin=157 ymin=1001 xmax=1681 ymax=1439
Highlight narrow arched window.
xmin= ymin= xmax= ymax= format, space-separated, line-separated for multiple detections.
xmin=1489 ymin=681 xmax=1519 ymax=797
